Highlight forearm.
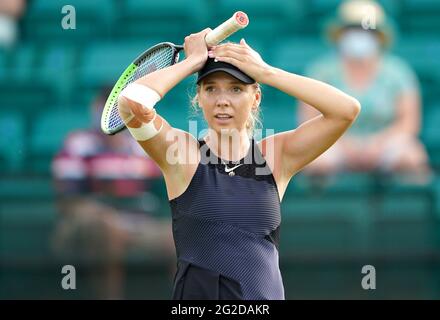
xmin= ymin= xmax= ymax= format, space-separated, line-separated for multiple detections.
xmin=135 ymin=56 xmax=201 ymax=98
xmin=264 ymin=67 xmax=360 ymax=121
xmin=371 ymin=121 xmax=419 ymax=143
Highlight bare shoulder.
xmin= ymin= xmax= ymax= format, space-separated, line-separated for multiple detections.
xmin=256 ymin=134 xmax=290 ymax=201
xmin=161 ymin=128 xmax=201 ymax=201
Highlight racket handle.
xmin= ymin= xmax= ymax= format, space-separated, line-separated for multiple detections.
xmin=205 ymin=11 xmax=249 ymax=47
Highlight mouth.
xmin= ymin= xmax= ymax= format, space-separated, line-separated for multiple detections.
xmin=214 ymin=113 xmax=233 ymax=124
xmin=214 ymin=113 xmax=233 ymax=119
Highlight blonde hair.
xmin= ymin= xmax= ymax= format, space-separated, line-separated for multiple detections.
xmin=190 ymin=82 xmax=262 ymax=136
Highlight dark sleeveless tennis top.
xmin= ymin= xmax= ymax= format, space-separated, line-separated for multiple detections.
xmin=169 ymin=138 xmax=284 ymax=300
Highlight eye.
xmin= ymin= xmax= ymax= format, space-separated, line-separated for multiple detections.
xmin=205 ymin=86 xmax=215 ymax=92
xmin=232 ymin=86 xmax=242 ymax=93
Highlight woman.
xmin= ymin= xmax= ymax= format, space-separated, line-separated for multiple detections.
xmin=299 ymin=0 xmax=430 ymax=178
xmin=117 ymin=29 xmax=361 ymax=300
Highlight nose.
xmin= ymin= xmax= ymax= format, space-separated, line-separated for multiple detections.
xmin=215 ymin=93 xmax=231 ymax=108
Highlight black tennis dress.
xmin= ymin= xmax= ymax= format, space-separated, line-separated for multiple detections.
xmin=169 ymin=138 xmax=284 ymax=300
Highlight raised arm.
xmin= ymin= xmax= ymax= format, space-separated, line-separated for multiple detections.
xmin=211 ymin=39 xmax=361 ymax=181
xmin=117 ymin=29 xmax=211 ymax=173
xmin=264 ymin=68 xmax=361 ymax=177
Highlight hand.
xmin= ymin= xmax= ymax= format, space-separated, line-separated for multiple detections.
xmin=209 ymin=39 xmax=272 ymax=83
xmin=357 ymin=139 xmax=384 ymax=170
xmin=183 ymin=28 xmax=212 ymax=73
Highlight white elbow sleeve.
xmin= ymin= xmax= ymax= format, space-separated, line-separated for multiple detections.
xmin=119 ymin=83 xmax=162 ymax=109
xmin=126 ymin=110 xmax=163 ymax=141
xmin=118 ymin=83 xmax=163 ymax=141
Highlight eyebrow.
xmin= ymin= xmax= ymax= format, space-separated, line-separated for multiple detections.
xmin=203 ymin=80 xmax=244 ymax=85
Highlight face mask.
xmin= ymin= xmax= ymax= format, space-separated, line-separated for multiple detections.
xmin=0 ymin=14 xmax=17 ymax=49
xmin=338 ymin=29 xmax=380 ymax=60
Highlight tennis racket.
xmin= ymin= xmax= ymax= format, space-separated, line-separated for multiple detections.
xmin=101 ymin=11 xmax=249 ymax=135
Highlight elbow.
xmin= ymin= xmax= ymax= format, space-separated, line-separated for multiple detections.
xmin=342 ymin=97 xmax=361 ymax=122
xmin=117 ymin=94 xmax=136 ymax=124
xmin=117 ymin=94 xmax=129 ymax=114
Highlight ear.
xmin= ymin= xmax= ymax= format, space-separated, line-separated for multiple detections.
xmin=252 ymin=87 xmax=261 ymax=109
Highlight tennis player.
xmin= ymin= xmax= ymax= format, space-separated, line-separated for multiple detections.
xmin=117 ymin=29 xmax=361 ymax=300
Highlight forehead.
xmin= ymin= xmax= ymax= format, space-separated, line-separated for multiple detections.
xmin=201 ymin=71 xmax=246 ymax=85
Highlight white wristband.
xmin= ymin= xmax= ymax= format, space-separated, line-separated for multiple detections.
xmin=119 ymin=83 xmax=162 ymax=110
xmin=127 ymin=111 xmax=163 ymax=141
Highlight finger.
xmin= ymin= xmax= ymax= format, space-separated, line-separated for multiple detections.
xmin=213 ymin=48 xmax=246 ymax=63
xmin=214 ymin=56 xmax=243 ymax=69
xmin=215 ymin=42 xmax=246 ymax=51
xmin=213 ymin=45 xmax=247 ymax=58
xmin=240 ymin=38 xmax=250 ymax=47
xmin=200 ymin=27 xmax=212 ymax=35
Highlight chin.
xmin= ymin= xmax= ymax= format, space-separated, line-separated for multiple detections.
xmin=213 ymin=127 xmax=243 ymax=137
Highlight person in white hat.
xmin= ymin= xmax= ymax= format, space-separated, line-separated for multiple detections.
xmin=298 ymin=0 xmax=431 ymax=181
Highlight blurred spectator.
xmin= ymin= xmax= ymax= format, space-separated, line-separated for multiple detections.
xmin=298 ymin=0 xmax=431 ymax=183
xmin=0 ymin=0 xmax=26 ymax=48
xmin=51 ymin=87 xmax=174 ymax=299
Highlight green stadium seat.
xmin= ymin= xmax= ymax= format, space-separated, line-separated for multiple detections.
xmin=29 ymin=109 xmax=90 ymax=173
xmin=303 ymin=0 xmax=341 ymax=34
xmin=0 ymin=200 xmax=57 ymax=260
xmin=0 ymin=113 xmax=25 ymax=173
xmin=0 ymin=49 xmax=8 ymax=79
xmin=22 ymin=0 xmax=116 ymax=41
xmin=0 ymin=44 xmax=54 ymax=112
xmin=374 ymin=193 xmax=432 ymax=221
xmin=392 ymin=37 xmax=440 ymax=106
xmin=282 ymin=193 xmax=370 ymax=220
xmin=307 ymin=0 xmax=401 ymax=18
xmin=271 ymin=37 xmax=330 ymax=75
xmin=434 ymin=178 xmax=440 ymax=218
xmin=401 ymin=0 xmax=440 ymax=35
xmin=0 ymin=177 xmax=54 ymax=201
xmin=38 ymin=45 xmax=77 ymax=104
xmin=421 ymin=105 xmax=440 ymax=169
xmin=117 ymin=0 xmax=208 ymax=42
xmin=279 ymin=220 xmax=367 ymax=257
xmin=76 ymin=41 xmax=156 ymax=105
xmin=294 ymin=173 xmax=376 ymax=196
xmin=280 ymin=190 xmax=370 ymax=256
xmin=157 ymin=76 xmax=199 ymax=131
xmin=260 ymin=102 xmax=296 ymax=135
xmin=0 ymin=201 xmax=57 ymax=226
xmin=369 ymin=220 xmax=437 ymax=256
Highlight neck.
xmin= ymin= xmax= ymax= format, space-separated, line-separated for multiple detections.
xmin=205 ymin=129 xmax=251 ymax=162
xmin=343 ymin=55 xmax=380 ymax=90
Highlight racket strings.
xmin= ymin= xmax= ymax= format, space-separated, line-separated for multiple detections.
xmin=106 ymin=45 xmax=177 ymax=132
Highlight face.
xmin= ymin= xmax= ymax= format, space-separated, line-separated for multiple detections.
xmin=338 ymin=28 xmax=381 ymax=61
xmin=197 ymin=72 xmax=260 ymax=135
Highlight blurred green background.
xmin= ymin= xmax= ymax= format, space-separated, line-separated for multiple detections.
xmin=1 ymin=0 xmax=440 ymax=299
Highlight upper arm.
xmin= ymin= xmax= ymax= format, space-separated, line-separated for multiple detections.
xmin=395 ymin=91 xmax=421 ymax=135
xmin=274 ymin=112 xmax=358 ymax=179
xmin=136 ymin=116 xmax=199 ymax=175
xmin=118 ymin=96 xmax=199 ymax=175
xmin=298 ymin=101 xmax=321 ymax=123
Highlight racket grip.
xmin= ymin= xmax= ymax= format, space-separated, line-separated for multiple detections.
xmin=205 ymin=11 xmax=249 ymax=47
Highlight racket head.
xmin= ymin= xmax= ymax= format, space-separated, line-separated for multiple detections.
xmin=101 ymin=42 xmax=183 ymax=135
